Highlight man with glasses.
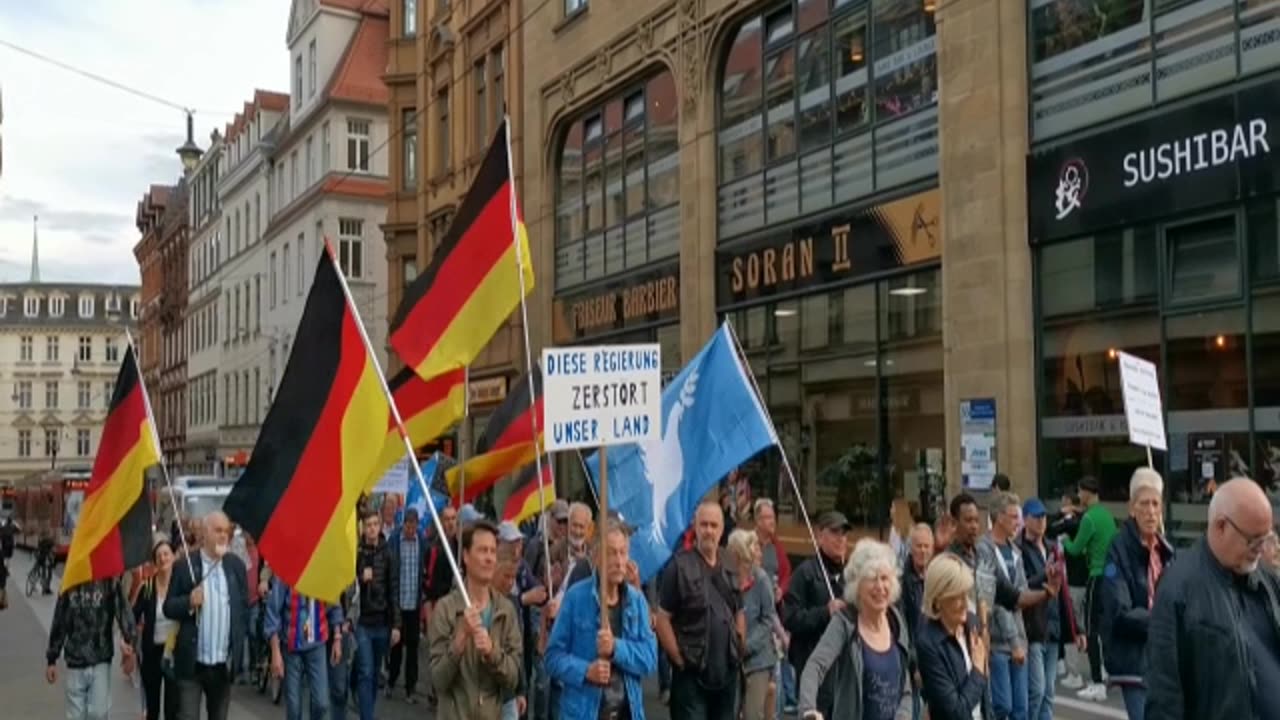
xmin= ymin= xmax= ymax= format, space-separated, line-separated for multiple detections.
xmin=1146 ymin=477 xmax=1280 ymax=719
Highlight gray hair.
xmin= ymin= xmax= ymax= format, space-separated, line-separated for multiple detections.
xmin=1129 ymin=468 xmax=1164 ymax=501
xmin=910 ymin=522 xmax=934 ymax=540
xmin=989 ymin=492 xmax=1022 ymax=522
xmin=753 ymin=498 xmax=775 ymax=518
xmin=568 ymin=502 xmax=593 ymax=522
xmin=842 ymin=538 xmax=901 ymax=607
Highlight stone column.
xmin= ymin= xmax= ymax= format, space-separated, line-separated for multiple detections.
xmin=936 ymin=0 xmax=1038 ymax=499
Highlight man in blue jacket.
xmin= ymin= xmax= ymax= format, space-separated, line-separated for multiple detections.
xmin=545 ymin=518 xmax=658 ymax=720
xmin=264 ymin=577 xmax=345 ymax=720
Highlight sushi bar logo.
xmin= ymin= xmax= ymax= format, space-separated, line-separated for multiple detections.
xmin=1054 ymin=158 xmax=1088 ymax=221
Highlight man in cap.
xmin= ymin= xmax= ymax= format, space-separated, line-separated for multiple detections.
xmin=781 ymin=510 xmax=850 ymax=720
xmin=1061 ymin=476 xmax=1116 ymax=702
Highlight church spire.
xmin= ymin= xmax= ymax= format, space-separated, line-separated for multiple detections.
xmin=30 ymin=214 xmax=40 ymax=283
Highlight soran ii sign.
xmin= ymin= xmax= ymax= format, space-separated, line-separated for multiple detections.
xmin=1121 ymin=118 xmax=1271 ymax=188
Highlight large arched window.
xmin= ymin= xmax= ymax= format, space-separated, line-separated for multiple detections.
xmin=554 ymin=69 xmax=680 ymax=290
xmin=717 ymin=0 xmax=937 ymax=239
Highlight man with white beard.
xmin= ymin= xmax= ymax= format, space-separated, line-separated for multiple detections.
xmin=1146 ymin=478 xmax=1280 ymax=719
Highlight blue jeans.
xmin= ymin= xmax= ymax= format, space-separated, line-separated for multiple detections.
xmin=1121 ymin=686 xmax=1146 ymax=720
xmin=1026 ymin=643 xmax=1057 ymax=720
xmin=990 ymin=651 xmax=1029 ymax=720
xmin=502 ymin=698 xmax=520 ymax=720
xmin=65 ymin=663 xmax=111 ymax=720
xmin=781 ymin=660 xmax=797 ymax=707
xmin=285 ymin=645 xmax=329 ymax=720
xmin=354 ymin=625 xmax=390 ymax=720
xmin=328 ymin=632 xmax=354 ymax=720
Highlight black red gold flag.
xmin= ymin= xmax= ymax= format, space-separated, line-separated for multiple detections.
xmin=224 ymin=248 xmax=392 ymax=603
xmin=369 ymin=367 xmax=466 ymax=480
xmin=501 ymin=459 xmax=556 ymax=525
xmin=62 ymin=345 xmax=157 ymax=592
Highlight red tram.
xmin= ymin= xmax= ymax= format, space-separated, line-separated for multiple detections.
xmin=13 ymin=466 xmax=93 ymax=558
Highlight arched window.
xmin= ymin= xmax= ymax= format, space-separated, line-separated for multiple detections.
xmin=717 ymin=0 xmax=937 ymax=238
xmin=554 ymin=69 xmax=680 ymax=290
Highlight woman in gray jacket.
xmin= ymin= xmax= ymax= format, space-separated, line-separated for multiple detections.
xmin=728 ymin=529 xmax=784 ymax=720
xmin=799 ymin=539 xmax=912 ymax=720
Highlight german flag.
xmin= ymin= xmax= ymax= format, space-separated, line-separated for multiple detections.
xmin=477 ymin=367 xmax=542 ymax=454
xmin=223 ymin=247 xmax=392 ymax=603
xmin=501 ymin=459 xmax=555 ymax=525
xmin=445 ymin=441 xmax=540 ymax=505
xmin=62 ymin=345 xmax=157 ymax=592
xmin=389 ymin=120 xmax=535 ymax=382
xmin=369 ymin=367 xmax=466 ymax=480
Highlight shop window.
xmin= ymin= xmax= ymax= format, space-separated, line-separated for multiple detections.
xmin=1249 ymin=198 xmax=1280 ymax=284
xmin=1167 ymin=215 xmax=1240 ymax=304
xmin=1165 ymin=308 xmax=1248 ymax=542
xmin=1250 ymin=290 xmax=1280 ymax=495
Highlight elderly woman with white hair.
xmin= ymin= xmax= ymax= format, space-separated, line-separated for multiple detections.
xmin=1098 ymin=467 xmax=1173 ymax=720
xmin=797 ymin=539 xmax=912 ymax=720
xmin=726 ymin=529 xmax=783 ymax=720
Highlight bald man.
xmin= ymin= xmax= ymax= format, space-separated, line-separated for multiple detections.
xmin=1146 ymin=478 xmax=1280 ymax=720
xmin=164 ymin=511 xmax=250 ymax=720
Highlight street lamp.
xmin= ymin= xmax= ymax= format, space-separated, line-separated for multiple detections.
xmin=40 ymin=418 xmax=65 ymax=470
xmin=176 ymin=110 xmax=203 ymax=173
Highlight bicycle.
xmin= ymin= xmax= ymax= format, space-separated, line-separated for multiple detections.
xmin=26 ymin=552 xmax=53 ymax=597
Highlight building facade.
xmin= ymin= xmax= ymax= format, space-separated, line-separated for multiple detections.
xmin=261 ymin=0 xmax=393 ymax=387
xmin=0 ymin=233 xmax=140 ymax=481
xmin=515 ymin=0 xmax=1280 ymax=542
xmin=383 ymin=0 xmax=527 ymax=448
xmin=185 ymin=131 xmax=225 ymax=474
xmin=134 ymin=184 xmax=172 ymax=399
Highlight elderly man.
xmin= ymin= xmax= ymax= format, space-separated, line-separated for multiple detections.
xmin=1146 ymin=478 xmax=1280 ymax=719
xmin=164 ymin=511 xmax=250 ymax=720
xmin=546 ymin=519 xmax=658 ymax=720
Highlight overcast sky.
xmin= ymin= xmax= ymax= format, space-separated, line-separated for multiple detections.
xmin=0 ymin=0 xmax=290 ymax=284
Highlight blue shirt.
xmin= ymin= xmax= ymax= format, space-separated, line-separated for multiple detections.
xmin=196 ymin=553 xmax=231 ymax=666
xmin=861 ymin=640 xmax=903 ymax=720
xmin=397 ymin=533 xmax=421 ymax=611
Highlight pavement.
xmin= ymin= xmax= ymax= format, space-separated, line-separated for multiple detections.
xmin=3 ymin=548 xmax=1127 ymax=719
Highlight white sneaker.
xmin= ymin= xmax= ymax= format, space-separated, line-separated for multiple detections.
xmin=1061 ymin=673 xmax=1085 ymax=690
xmin=1077 ymin=683 xmax=1108 ymax=702
xmin=1057 ymin=662 xmax=1067 ymax=678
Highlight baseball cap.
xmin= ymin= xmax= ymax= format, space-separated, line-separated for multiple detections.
xmin=497 ymin=521 xmax=523 ymax=543
xmin=1022 ymin=498 xmax=1047 ymax=518
xmin=550 ymin=499 xmax=570 ymax=521
xmin=815 ymin=510 xmax=851 ymax=532
xmin=458 ymin=503 xmax=484 ymax=526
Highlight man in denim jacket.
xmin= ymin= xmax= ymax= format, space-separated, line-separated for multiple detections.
xmin=545 ymin=519 xmax=658 ymax=720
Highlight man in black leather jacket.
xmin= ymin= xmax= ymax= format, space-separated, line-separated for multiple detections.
xmin=781 ymin=511 xmax=849 ymax=720
xmin=1146 ymin=478 xmax=1280 ymax=719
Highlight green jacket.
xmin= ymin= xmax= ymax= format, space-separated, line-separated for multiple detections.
xmin=427 ymin=587 xmax=522 ymax=720
xmin=1063 ymin=503 xmax=1117 ymax=577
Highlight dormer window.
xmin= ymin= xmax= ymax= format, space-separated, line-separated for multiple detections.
xmin=106 ymin=294 xmax=122 ymax=313
xmin=49 ymin=296 xmax=65 ymax=318
xmin=79 ymin=294 xmax=94 ymax=318
xmin=24 ymin=296 xmax=38 ymax=318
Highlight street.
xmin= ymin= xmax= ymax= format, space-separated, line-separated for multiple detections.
xmin=1 ymin=550 xmax=1127 ymax=720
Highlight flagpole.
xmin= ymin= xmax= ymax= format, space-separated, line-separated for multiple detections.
xmin=724 ymin=321 xmax=835 ymax=601
xmin=123 ymin=326 xmax=198 ymax=586
xmin=502 ymin=115 xmax=553 ymax=589
xmin=575 ymin=449 xmax=600 ymax=509
xmin=322 ymin=239 xmax=471 ymax=607
xmin=457 ymin=364 xmax=469 ymax=547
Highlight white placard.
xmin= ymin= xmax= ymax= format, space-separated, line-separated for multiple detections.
xmin=541 ymin=343 xmax=662 ymax=452
xmin=372 ymin=457 xmax=411 ymax=495
xmin=1117 ymin=351 xmax=1168 ymax=451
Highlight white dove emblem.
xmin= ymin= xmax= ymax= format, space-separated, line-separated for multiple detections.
xmin=643 ymin=364 xmax=699 ymax=548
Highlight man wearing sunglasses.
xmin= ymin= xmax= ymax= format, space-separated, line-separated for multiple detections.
xmin=1146 ymin=477 xmax=1280 ymax=720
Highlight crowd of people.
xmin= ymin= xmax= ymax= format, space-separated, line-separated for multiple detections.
xmin=32 ymin=466 xmax=1280 ymax=720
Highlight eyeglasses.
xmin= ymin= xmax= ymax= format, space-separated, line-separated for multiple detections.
xmin=1223 ymin=515 xmax=1278 ymax=552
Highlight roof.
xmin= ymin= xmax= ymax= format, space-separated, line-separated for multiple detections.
xmin=327 ymin=16 xmax=390 ymax=105
xmin=319 ymin=0 xmax=389 ymax=15
xmin=224 ymin=90 xmax=291 ymax=145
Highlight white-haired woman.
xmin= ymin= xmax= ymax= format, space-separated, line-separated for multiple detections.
xmin=727 ymin=528 xmax=783 ymax=720
xmin=1098 ymin=468 xmax=1173 ymax=720
xmin=916 ymin=553 xmax=991 ymax=720
xmin=797 ymin=538 xmax=912 ymax=720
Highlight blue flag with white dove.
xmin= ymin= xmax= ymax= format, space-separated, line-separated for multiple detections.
xmin=586 ymin=322 xmax=777 ymax=582
xmin=402 ymin=453 xmax=451 ymax=538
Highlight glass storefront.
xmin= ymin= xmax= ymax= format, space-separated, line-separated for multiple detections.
xmin=1030 ymin=0 xmax=1280 ymax=139
xmin=717 ymin=0 xmax=938 ymax=239
xmin=1029 ymin=76 xmax=1280 ymax=542
xmin=717 ymin=187 xmax=944 ymax=532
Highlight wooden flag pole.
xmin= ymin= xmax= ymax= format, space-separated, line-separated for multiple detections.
xmin=322 ymin=238 xmax=470 ymax=607
xmin=598 ymin=445 xmax=609 ymax=629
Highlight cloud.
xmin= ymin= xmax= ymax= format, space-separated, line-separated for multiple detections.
xmin=0 ymin=196 xmax=132 ymax=235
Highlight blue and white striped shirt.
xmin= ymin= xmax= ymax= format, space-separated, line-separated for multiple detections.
xmin=196 ymin=553 xmax=232 ymax=666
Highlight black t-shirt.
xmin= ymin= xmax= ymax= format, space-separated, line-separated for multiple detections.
xmin=599 ymin=599 xmax=630 ymax=719
xmin=1237 ymin=577 xmax=1280 ymax=719
xmin=658 ymin=550 xmax=741 ymax=688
